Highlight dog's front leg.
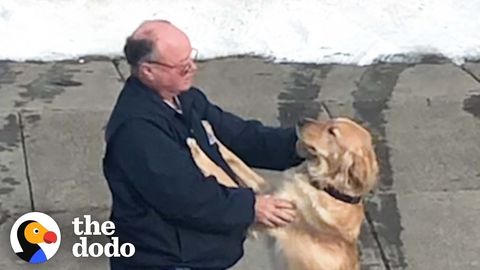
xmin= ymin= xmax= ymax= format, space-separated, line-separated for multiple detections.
xmin=201 ymin=121 xmax=267 ymax=192
xmin=186 ymin=138 xmax=238 ymax=188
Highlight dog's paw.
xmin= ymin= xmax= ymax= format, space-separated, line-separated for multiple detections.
xmin=186 ymin=137 xmax=201 ymax=155
xmin=186 ymin=137 xmax=197 ymax=147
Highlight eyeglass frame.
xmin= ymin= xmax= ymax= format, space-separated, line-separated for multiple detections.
xmin=145 ymin=48 xmax=198 ymax=76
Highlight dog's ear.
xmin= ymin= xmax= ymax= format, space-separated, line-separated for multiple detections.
xmin=344 ymin=148 xmax=378 ymax=194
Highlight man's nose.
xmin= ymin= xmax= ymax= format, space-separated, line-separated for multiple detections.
xmin=190 ymin=61 xmax=198 ymax=72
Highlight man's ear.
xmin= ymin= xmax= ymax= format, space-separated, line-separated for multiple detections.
xmin=138 ymin=64 xmax=154 ymax=81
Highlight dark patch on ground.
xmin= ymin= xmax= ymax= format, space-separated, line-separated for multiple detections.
xmin=353 ymin=64 xmax=410 ymax=269
xmin=417 ymin=54 xmax=452 ymax=64
xmin=373 ymin=53 xmax=451 ymax=65
xmin=353 ymin=64 xmax=410 ymax=189
xmin=0 ymin=114 xmax=20 ymax=152
xmin=0 ymin=203 xmax=11 ymax=226
xmin=52 ymin=78 xmax=82 ymax=87
xmin=45 ymin=209 xmax=68 ymax=215
xmin=0 ymin=62 xmax=20 ymax=86
xmin=255 ymin=72 xmax=273 ymax=76
xmin=463 ymin=94 xmax=480 ymax=119
xmin=24 ymin=114 xmax=41 ymax=125
xmin=2 ymin=177 xmax=20 ymax=186
xmin=15 ymin=63 xmax=82 ymax=107
xmin=0 ymin=164 xmax=8 ymax=172
xmin=359 ymin=222 xmax=387 ymax=269
xmin=0 ymin=187 xmax=14 ymax=195
xmin=278 ymin=64 xmax=332 ymax=127
xmin=23 ymin=60 xmax=52 ymax=64
xmin=426 ymin=98 xmax=431 ymax=107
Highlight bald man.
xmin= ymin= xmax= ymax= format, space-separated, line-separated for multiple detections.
xmin=103 ymin=20 xmax=303 ymax=270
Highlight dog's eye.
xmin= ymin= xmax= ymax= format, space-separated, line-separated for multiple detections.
xmin=306 ymin=145 xmax=316 ymax=153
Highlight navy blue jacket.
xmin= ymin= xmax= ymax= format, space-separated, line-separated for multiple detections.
xmin=102 ymin=77 xmax=302 ymax=269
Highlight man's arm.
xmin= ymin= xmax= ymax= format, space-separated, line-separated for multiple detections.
xmin=108 ymin=119 xmax=255 ymax=234
xmin=193 ymin=89 xmax=303 ymax=170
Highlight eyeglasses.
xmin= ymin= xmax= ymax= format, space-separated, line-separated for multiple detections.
xmin=146 ymin=48 xmax=198 ymax=76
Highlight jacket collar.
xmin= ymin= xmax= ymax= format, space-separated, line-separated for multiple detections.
xmin=128 ymin=76 xmax=195 ymax=120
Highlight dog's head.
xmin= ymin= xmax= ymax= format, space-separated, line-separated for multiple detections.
xmin=296 ymin=117 xmax=378 ymax=197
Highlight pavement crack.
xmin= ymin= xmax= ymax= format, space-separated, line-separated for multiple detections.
xmin=112 ymin=58 xmax=126 ymax=82
xmin=18 ymin=112 xmax=35 ymax=211
xmin=365 ymin=210 xmax=392 ymax=270
xmin=460 ymin=65 xmax=480 ymax=84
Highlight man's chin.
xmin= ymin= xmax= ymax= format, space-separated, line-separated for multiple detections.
xmin=178 ymin=85 xmax=192 ymax=92
xmin=180 ymin=81 xmax=193 ymax=91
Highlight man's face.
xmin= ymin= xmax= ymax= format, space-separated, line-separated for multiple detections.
xmin=145 ymin=35 xmax=198 ymax=95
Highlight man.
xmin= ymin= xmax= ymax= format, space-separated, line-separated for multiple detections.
xmin=103 ymin=20 xmax=303 ymax=270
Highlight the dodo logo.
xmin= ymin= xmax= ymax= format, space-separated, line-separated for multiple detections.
xmin=10 ymin=212 xmax=61 ymax=264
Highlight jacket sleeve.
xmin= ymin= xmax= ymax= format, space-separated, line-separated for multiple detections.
xmin=108 ymin=119 xmax=255 ymax=234
xmin=193 ymin=89 xmax=304 ymax=170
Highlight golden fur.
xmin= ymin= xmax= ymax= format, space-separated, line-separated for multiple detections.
xmin=187 ymin=118 xmax=379 ymax=270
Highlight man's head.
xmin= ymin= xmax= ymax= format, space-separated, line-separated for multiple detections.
xmin=124 ymin=20 xmax=197 ymax=100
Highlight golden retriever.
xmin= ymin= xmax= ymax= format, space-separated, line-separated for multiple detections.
xmin=187 ymin=117 xmax=379 ymax=270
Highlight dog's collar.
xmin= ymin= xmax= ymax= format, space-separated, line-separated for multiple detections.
xmin=323 ymin=185 xmax=362 ymax=204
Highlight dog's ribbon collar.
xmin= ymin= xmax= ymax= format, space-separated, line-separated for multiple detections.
xmin=323 ymin=185 xmax=362 ymax=204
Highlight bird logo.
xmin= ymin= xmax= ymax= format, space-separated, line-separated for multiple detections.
xmin=10 ymin=212 xmax=61 ymax=264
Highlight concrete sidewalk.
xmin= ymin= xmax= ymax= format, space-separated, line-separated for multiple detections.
xmin=0 ymin=57 xmax=479 ymax=270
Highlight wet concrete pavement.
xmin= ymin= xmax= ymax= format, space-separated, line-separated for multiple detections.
xmin=0 ymin=57 xmax=479 ymax=269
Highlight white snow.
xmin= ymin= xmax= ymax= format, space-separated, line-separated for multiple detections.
xmin=1 ymin=0 xmax=479 ymax=64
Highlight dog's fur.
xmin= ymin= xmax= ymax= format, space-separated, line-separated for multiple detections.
xmin=187 ymin=117 xmax=379 ymax=270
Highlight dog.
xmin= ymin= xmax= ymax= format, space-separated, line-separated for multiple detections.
xmin=187 ymin=117 xmax=379 ymax=270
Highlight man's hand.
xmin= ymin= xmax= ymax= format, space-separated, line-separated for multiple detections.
xmin=254 ymin=195 xmax=296 ymax=228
